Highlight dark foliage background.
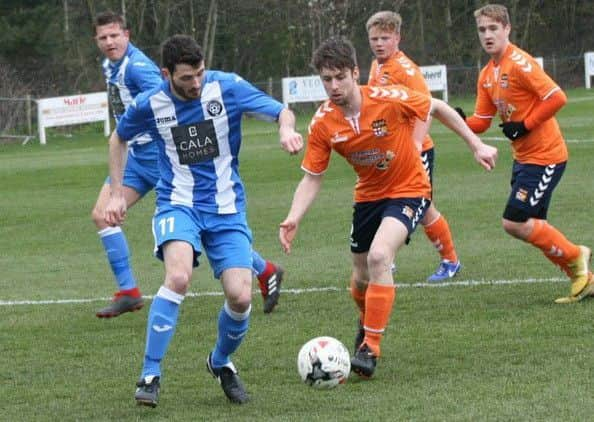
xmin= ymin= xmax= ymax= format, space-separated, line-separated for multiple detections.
xmin=1 ymin=0 xmax=593 ymax=98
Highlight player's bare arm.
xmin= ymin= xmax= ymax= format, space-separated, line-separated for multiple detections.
xmin=279 ymin=172 xmax=323 ymax=254
xmin=104 ymin=130 xmax=129 ymax=226
xmin=430 ymin=98 xmax=498 ymax=171
xmin=278 ymin=108 xmax=304 ymax=155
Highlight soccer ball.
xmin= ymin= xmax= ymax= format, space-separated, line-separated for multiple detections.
xmin=297 ymin=336 xmax=351 ymax=388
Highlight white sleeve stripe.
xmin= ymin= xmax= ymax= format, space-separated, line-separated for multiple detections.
xmin=542 ymin=87 xmax=561 ymax=101
xmin=301 ymin=165 xmax=326 ymax=176
xmin=473 ymin=113 xmax=495 ymax=119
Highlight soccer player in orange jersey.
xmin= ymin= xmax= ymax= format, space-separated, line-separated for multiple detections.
xmin=366 ymin=11 xmax=462 ymax=282
xmin=459 ymin=4 xmax=593 ymax=303
xmin=279 ymin=37 xmax=497 ymax=378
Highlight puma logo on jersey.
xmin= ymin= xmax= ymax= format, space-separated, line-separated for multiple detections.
xmin=331 ymin=133 xmax=349 ymax=143
xmin=510 ymin=50 xmax=533 ymax=72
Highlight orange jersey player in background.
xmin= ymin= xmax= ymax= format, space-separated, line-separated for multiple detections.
xmin=458 ymin=3 xmax=593 ymax=303
xmin=367 ymin=11 xmax=462 ymax=282
xmin=279 ymin=37 xmax=497 ymax=379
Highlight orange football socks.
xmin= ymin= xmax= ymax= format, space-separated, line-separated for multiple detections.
xmin=350 ymin=277 xmax=366 ymax=323
xmin=424 ymin=214 xmax=458 ymax=263
xmin=526 ymin=219 xmax=580 ymax=276
xmin=362 ymin=283 xmax=396 ymax=357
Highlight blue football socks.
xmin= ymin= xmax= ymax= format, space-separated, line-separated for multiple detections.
xmin=142 ymin=286 xmax=184 ymax=378
xmin=251 ymin=249 xmax=266 ymax=276
xmin=99 ymin=226 xmax=136 ymax=291
xmin=211 ymin=301 xmax=251 ymax=368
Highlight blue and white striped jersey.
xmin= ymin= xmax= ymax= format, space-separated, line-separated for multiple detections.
xmin=102 ymin=42 xmax=162 ymax=159
xmin=116 ymin=70 xmax=284 ymax=214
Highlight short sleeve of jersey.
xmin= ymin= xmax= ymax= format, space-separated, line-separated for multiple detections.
xmin=229 ymin=73 xmax=284 ymax=120
xmin=126 ymin=59 xmax=163 ymax=93
xmin=302 ymin=109 xmax=332 ymax=175
xmin=116 ymin=90 xmax=154 ymax=141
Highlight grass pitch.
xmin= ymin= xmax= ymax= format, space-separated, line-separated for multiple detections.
xmin=1 ymin=89 xmax=593 ymax=421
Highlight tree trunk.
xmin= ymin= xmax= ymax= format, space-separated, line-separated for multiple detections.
xmin=207 ymin=1 xmax=217 ymax=67
xmin=63 ymin=0 xmax=70 ymax=41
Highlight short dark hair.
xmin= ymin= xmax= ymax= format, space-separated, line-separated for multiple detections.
xmin=94 ymin=10 xmax=126 ymax=30
xmin=161 ymin=34 xmax=204 ymax=74
xmin=311 ymin=37 xmax=358 ymax=73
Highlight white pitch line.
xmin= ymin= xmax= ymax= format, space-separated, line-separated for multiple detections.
xmin=0 ymin=277 xmax=567 ymax=307
xmin=482 ymin=136 xmax=594 ymax=143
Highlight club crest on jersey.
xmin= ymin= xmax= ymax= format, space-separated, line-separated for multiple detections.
xmin=515 ymin=188 xmax=528 ymax=202
xmin=500 ymin=74 xmax=509 ymax=89
xmin=206 ymin=100 xmax=223 ymax=116
xmin=376 ymin=150 xmax=395 ymax=170
xmin=372 ymin=119 xmax=389 ymax=137
xmin=401 ymin=205 xmax=414 ymax=220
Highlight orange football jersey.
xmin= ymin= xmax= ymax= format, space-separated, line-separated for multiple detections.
xmin=473 ymin=43 xmax=567 ymax=165
xmin=303 ymin=85 xmax=432 ymax=203
xmin=368 ymin=51 xmax=434 ymax=152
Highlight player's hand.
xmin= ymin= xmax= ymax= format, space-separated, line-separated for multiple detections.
xmin=279 ymin=219 xmax=299 ymax=254
xmin=473 ymin=143 xmax=498 ymax=171
xmin=454 ymin=107 xmax=467 ymax=121
xmin=280 ymin=128 xmax=304 ymax=155
xmin=499 ymin=121 xmax=529 ymax=141
xmin=104 ymin=194 xmax=128 ymax=226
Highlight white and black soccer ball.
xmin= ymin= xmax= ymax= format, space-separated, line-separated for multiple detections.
xmin=297 ymin=336 xmax=351 ymax=389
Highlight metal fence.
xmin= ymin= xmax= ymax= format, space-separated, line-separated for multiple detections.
xmin=1 ymin=54 xmax=591 ymax=142
xmin=0 ymin=96 xmax=34 ymax=142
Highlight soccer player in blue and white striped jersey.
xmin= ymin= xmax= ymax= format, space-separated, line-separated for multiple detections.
xmin=91 ymin=11 xmax=162 ymax=318
xmin=92 ymin=12 xmax=285 ymax=319
xmin=104 ymin=34 xmax=303 ymax=406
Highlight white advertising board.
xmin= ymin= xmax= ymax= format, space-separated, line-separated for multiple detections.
xmin=37 ymin=92 xmax=110 ymax=144
xmin=283 ymin=65 xmax=449 ymax=105
xmin=585 ymin=52 xmax=594 ymax=89
xmin=282 ymin=75 xmax=328 ymax=106
xmin=420 ymin=65 xmax=448 ymax=102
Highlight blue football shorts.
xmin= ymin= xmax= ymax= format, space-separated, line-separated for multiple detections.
xmin=152 ymin=204 xmax=253 ymax=279
xmin=104 ymin=151 xmax=159 ymax=197
xmin=350 ymin=197 xmax=431 ymax=253
xmin=503 ymin=160 xmax=566 ymax=222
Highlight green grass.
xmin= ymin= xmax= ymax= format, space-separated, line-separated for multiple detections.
xmin=1 ymin=90 xmax=593 ymax=421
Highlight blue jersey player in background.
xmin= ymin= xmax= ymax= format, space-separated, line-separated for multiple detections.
xmin=91 ymin=10 xmax=162 ymax=318
xmin=92 ymin=12 xmax=285 ymax=318
xmin=104 ymin=34 xmax=303 ymax=406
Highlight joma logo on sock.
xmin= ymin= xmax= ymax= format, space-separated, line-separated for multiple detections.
xmin=152 ymin=324 xmax=173 ymax=333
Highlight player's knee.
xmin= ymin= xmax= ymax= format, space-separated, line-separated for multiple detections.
xmin=91 ymin=205 xmax=105 ymax=227
xmin=226 ymin=285 xmax=252 ymax=311
xmin=501 ymin=218 xmax=530 ymax=239
xmin=366 ymin=248 xmax=390 ymax=273
xmin=165 ymin=270 xmax=191 ymax=294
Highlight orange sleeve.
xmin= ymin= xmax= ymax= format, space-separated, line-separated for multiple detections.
xmin=467 ymin=67 xmax=497 ymax=134
xmin=301 ymin=117 xmax=332 ymax=175
xmin=523 ymin=89 xmax=567 ymax=130
xmin=466 ymin=115 xmax=492 ymax=134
